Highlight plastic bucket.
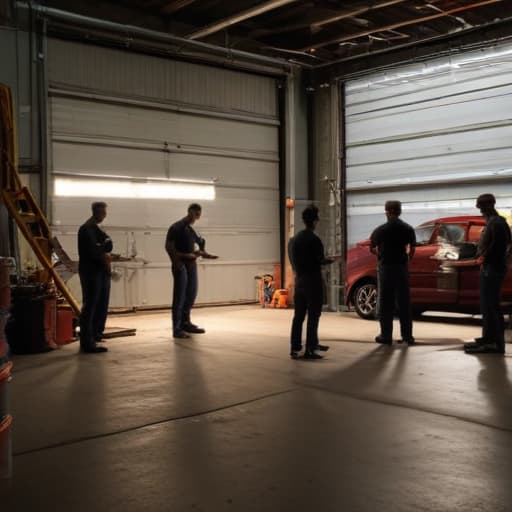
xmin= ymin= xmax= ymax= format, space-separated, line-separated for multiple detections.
xmin=56 ymin=309 xmax=75 ymax=345
xmin=44 ymin=296 xmax=58 ymax=349
xmin=0 ymin=415 xmax=13 ymax=479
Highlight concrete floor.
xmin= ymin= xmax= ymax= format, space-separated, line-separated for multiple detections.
xmin=2 ymin=305 xmax=512 ymax=511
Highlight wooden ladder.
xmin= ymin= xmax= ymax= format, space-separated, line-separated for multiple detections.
xmin=0 ymin=83 xmax=80 ymax=316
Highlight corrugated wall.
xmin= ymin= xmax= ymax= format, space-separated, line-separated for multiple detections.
xmin=345 ymin=42 xmax=512 ymax=246
xmin=47 ymin=38 xmax=281 ymax=309
xmin=47 ymin=39 xmax=277 ymax=118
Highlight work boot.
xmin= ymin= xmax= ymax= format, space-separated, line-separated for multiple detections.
xmin=465 ymin=342 xmax=504 ymax=355
xmin=80 ymin=345 xmax=108 ymax=353
xmin=375 ymin=335 xmax=392 ymax=345
xmin=183 ymin=323 xmax=205 ymax=334
xmin=173 ymin=331 xmax=191 ymax=339
xmin=303 ymin=350 xmax=323 ymax=360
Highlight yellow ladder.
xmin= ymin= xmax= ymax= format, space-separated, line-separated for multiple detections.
xmin=0 ymin=83 xmax=80 ymax=316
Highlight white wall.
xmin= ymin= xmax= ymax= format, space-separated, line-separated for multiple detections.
xmin=47 ymin=39 xmax=281 ymax=308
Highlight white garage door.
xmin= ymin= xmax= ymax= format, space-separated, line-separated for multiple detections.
xmin=47 ymin=39 xmax=280 ymax=309
xmin=345 ymin=42 xmax=512 ymax=246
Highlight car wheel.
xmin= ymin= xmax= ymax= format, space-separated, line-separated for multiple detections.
xmin=353 ymin=282 xmax=377 ymax=319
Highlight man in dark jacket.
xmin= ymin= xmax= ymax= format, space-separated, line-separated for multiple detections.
xmin=165 ymin=204 xmax=217 ymax=339
xmin=289 ymin=204 xmax=334 ymax=360
xmin=465 ymin=193 xmax=511 ymax=355
xmin=77 ymin=202 xmax=112 ymax=353
xmin=370 ymin=200 xmax=416 ymax=346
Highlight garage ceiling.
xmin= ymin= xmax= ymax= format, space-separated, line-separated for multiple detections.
xmin=36 ymin=0 xmax=512 ymax=70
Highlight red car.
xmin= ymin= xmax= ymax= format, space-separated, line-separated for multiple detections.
xmin=345 ymin=215 xmax=512 ymax=319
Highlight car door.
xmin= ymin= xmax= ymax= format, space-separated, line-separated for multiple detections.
xmin=408 ymin=223 xmax=457 ymax=304
xmin=409 ymin=223 xmax=465 ymax=306
xmin=457 ymin=222 xmax=484 ymax=305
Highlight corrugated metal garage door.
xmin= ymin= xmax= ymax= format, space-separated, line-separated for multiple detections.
xmin=47 ymin=39 xmax=280 ymax=309
xmin=344 ymin=42 xmax=512 ymax=246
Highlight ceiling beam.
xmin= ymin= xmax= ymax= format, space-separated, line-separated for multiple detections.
xmin=187 ymin=0 xmax=299 ymax=40
xmin=312 ymin=0 xmax=410 ymax=29
xmin=302 ymin=0 xmax=504 ymax=51
xmin=161 ymin=0 xmax=198 ymax=15
xmin=312 ymin=16 xmax=512 ymax=79
xmin=251 ymin=0 xmax=410 ymax=37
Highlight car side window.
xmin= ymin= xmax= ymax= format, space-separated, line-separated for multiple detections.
xmin=437 ymin=223 xmax=465 ymax=244
xmin=414 ymin=225 xmax=435 ymax=245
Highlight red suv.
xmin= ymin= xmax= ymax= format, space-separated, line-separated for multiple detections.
xmin=345 ymin=216 xmax=512 ymax=319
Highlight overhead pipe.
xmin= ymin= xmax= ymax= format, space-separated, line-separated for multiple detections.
xmin=15 ymin=1 xmax=293 ymax=73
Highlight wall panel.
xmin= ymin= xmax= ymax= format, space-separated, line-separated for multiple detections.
xmin=48 ymin=39 xmax=280 ymax=309
xmin=344 ymin=43 xmax=512 ymax=247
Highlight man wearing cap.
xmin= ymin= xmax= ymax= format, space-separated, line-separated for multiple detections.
xmin=465 ymin=194 xmax=511 ymax=355
xmin=370 ymin=200 xmax=416 ymax=346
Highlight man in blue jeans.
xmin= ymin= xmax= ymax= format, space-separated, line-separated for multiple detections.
xmin=165 ymin=204 xmax=218 ymax=339
xmin=465 ymin=194 xmax=511 ymax=355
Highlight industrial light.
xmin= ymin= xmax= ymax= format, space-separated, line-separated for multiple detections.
xmin=54 ymin=177 xmax=215 ymax=200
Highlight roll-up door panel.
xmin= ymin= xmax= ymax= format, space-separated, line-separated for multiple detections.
xmin=345 ymin=43 xmax=512 ymax=247
xmin=51 ymin=97 xmax=278 ymax=154
xmin=48 ymin=40 xmax=280 ymax=308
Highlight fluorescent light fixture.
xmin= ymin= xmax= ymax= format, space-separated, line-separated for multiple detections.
xmin=54 ymin=177 xmax=215 ymax=200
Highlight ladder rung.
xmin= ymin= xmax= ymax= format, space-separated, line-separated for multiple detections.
xmin=19 ymin=212 xmax=38 ymax=221
xmin=11 ymin=189 xmax=27 ymax=199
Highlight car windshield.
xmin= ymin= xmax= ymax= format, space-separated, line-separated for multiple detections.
xmin=414 ymin=225 xmax=435 ymax=245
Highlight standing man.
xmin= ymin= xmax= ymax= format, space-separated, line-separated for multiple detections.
xmin=77 ymin=201 xmax=112 ymax=353
xmin=465 ymin=193 xmax=511 ymax=355
xmin=370 ymin=200 xmax=416 ymax=346
xmin=289 ymin=204 xmax=334 ymax=360
xmin=165 ymin=203 xmax=218 ymax=339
